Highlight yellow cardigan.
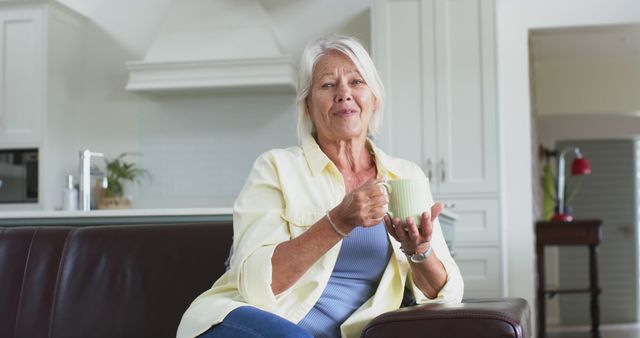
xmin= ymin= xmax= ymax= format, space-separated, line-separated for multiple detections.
xmin=176 ymin=136 xmax=463 ymax=338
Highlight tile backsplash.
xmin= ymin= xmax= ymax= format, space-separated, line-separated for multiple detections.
xmin=133 ymin=92 xmax=298 ymax=208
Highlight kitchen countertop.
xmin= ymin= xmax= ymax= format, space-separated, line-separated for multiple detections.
xmin=0 ymin=207 xmax=233 ymax=218
xmin=0 ymin=207 xmax=458 ymax=226
xmin=0 ymin=208 xmax=233 ymax=226
xmin=1 ymin=207 xmax=456 ymax=219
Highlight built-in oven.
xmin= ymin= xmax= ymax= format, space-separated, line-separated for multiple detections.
xmin=0 ymin=149 xmax=38 ymax=203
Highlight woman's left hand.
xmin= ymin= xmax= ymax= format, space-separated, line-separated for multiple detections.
xmin=384 ymin=202 xmax=444 ymax=254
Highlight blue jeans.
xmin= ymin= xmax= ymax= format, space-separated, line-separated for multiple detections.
xmin=197 ymin=306 xmax=313 ymax=338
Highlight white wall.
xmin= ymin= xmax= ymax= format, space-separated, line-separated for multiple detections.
xmin=538 ymin=114 xmax=640 ymax=147
xmin=534 ymin=56 xmax=640 ymax=116
xmin=53 ymin=0 xmax=371 ymax=208
xmin=497 ymin=0 xmax=640 ymax=332
xmin=57 ymin=0 xmax=173 ymax=58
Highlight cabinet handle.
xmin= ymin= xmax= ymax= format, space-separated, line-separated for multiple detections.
xmin=440 ymin=159 xmax=446 ymax=182
xmin=426 ymin=159 xmax=433 ymax=181
xmin=444 ymin=202 xmax=456 ymax=209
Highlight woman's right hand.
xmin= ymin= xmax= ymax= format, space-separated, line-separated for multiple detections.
xmin=331 ymin=177 xmax=389 ymax=231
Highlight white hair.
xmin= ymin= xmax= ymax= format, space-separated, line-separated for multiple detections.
xmin=295 ymin=34 xmax=385 ymax=142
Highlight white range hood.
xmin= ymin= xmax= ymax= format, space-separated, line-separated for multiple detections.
xmin=126 ymin=0 xmax=297 ymax=93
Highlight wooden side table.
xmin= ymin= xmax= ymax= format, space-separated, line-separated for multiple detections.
xmin=535 ymin=220 xmax=603 ymax=338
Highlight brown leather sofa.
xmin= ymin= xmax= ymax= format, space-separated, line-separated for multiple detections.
xmin=0 ymin=222 xmax=530 ymax=338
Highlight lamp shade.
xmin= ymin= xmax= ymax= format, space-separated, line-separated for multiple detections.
xmin=571 ymin=157 xmax=591 ymax=176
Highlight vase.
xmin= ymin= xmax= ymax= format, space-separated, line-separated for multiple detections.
xmin=98 ymin=197 xmax=132 ymax=210
xmin=551 ymin=205 xmax=573 ymax=222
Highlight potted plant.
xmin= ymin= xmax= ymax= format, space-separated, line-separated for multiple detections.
xmin=98 ymin=152 xmax=150 ymax=209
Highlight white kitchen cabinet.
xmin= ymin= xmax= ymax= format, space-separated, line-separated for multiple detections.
xmin=372 ymin=0 xmax=498 ymax=196
xmin=454 ymin=246 xmax=502 ymax=298
xmin=0 ymin=1 xmax=85 ymax=209
xmin=0 ymin=7 xmax=44 ymax=146
xmin=443 ymin=197 xmax=502 ymax=297
xmin=443 ymin=197 xmax=499 ymax=245
xmin=0 ymin=2 xmax=83 ymax=150
xmin=372 ymin=0 xmax=504 ymax=297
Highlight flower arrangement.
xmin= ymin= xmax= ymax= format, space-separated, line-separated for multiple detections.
xmin=540 ymin=164 xmax=582 ymax=219
xmin=539 ymin=144 xmax=590 ymax=221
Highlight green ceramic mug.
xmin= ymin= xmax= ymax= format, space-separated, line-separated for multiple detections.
xmin=382 ymin=178 xmax=430 ymax=227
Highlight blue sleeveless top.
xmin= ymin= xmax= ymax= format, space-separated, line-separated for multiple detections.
xmin=297 ymin=221 xmax=391 ymax=338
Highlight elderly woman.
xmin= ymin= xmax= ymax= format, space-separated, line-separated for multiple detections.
xmin=177 ymin=34 xmax=463 ymax=338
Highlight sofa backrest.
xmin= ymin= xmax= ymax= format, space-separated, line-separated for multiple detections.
xmin=0 ymin=222 xmax=233 ymax=338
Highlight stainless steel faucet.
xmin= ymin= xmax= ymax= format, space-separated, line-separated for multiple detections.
xmin=79 ymin=149 xmax=104 ymax=211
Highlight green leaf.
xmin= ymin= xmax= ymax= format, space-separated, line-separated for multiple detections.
xmin=103 ymin=152 xmax=151 ymax=197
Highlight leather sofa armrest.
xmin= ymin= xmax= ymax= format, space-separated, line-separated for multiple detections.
xmin=361 ymin=298 xmax=531 ymax=338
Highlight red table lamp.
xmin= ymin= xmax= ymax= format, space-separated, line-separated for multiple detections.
xmin=552 ymin=147 xmax=592 ymax=221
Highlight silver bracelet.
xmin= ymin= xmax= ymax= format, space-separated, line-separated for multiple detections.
xmin=326 ymin=210 xmax=350 ymax=237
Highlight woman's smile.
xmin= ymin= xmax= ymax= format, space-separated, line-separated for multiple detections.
xmin=333 ymin=108 xmax=359 ymax=118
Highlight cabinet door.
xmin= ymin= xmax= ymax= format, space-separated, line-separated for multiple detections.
xmin=455 ymin=246 xmax=502 ymax=297
xmin=0 ymin=8 xmax=44 ymax=146
xmin=435 ymin=0 xmax=497 ymax=194
xmin=372 ymin=0 xmax=437 ymax=182
xmin=440 ymin=197 xmax=499 ymax=245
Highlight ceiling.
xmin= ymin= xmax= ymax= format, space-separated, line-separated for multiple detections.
xmin=530 ymin=23 xmax=640 ymax=60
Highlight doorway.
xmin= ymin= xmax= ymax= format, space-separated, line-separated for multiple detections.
xmin=530 ymin=24 xmax=640 ymax=328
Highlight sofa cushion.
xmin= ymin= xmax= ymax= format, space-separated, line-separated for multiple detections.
xmin=0 ymin=227 xmax=70 ymax=338
xmin=0 ymin=222 xmax=233 ymax=338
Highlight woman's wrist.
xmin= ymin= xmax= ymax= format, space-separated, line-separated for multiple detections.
xmin=401 ymin=242 xmax=431 ymax=255
xmin=327 ymin=208 xmax=352 ymax=237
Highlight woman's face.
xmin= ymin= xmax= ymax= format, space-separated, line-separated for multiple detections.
xmin=306 ymin=51 xmax=377 ymax=143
